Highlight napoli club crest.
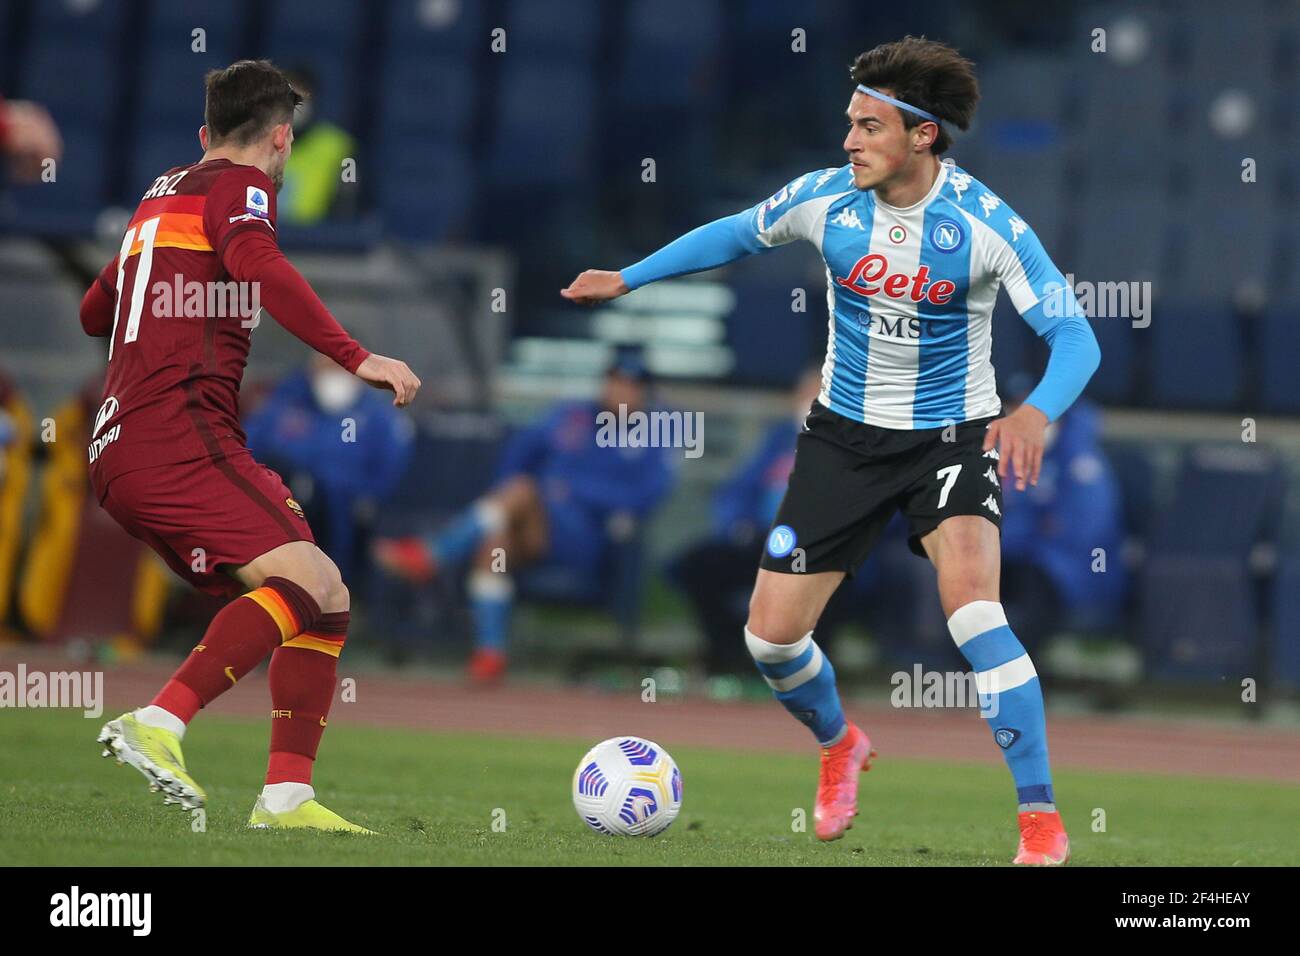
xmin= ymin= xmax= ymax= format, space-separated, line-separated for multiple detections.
xmin=930 ymin=218 xmax=965 ymax=253
xmin=767 ymin=525 xmax=797 ymax=558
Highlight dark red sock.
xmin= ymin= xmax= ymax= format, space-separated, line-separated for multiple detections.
xmin=267 ymin=610 xmax=348 ymax=785
xmin=157 ymin=576 xmax=321 ymax=714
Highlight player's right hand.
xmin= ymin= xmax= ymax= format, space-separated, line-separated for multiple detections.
xmin=355 ymin=353 xmax=421 ymax=407
xmin=560 ymin=269 xmax=629 ymax=304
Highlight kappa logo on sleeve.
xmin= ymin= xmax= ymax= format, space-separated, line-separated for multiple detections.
xmin=245 ymin=186 xmax=270 ymax=219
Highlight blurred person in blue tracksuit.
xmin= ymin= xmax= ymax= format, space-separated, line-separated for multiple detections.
xmin=374 ymin=349 xmax=677 ymax=682
xmin=668 ymin=367 xmax=872 ymax=675
xmin=245 ymin=355 xmax=415 ymax=584
xmin=998 ymin=375 xmax=1128 ymax=654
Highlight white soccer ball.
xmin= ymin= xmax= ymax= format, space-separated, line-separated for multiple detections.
xmin=572 ymin=736 xmax=683 ymax=837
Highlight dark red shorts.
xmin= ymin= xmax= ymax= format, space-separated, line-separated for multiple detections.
xmin=99 ymin=449 xmax=314 ymax=597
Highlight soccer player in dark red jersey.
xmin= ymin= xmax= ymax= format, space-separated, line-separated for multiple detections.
xmin=89 ymin=60 xmax=420 ymax=832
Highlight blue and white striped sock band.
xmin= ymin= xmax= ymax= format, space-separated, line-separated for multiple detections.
xmin=745 ymin=629 xmax=821 ymax=689
xmin=745 ymin=627 xmax=847 ymax=747
xmin=947 ymin=600 xmax=1037 ymax=696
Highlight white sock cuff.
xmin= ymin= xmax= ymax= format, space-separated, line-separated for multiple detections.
xmin=947 ymin=600 xmax=1008 ymax=648
xmin=744 ymin=627 xmax=813 ymax=663
xmin=474 ymin=499 xmax=507 ymax=534
xmin=469 ymin=569 xmax=514 ymax=599
xmin=134 ymin=705 xmax=187 ymax=739
xmin=260 ymin=782 xmax=315 ymax=814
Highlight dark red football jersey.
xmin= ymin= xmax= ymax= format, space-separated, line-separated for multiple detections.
xmin=84 ymin=158 xmax=366 ymax=496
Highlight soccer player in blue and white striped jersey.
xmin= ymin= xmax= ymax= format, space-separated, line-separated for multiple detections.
xmin=563 ymin=36 xmax=1099 ymax=865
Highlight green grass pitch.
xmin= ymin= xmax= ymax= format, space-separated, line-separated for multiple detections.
xmin=2 ymin=708 xmax=1296 ymax=866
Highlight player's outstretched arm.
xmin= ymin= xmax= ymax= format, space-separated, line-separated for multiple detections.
xmin=561 ymin=211 xmax=763 ymax=304
xmin=221 ymin=228 xmax=419 ymax=406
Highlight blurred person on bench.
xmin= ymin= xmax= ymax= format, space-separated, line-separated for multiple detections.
xmin=245 ymin=355 xmax=414 ymax=586
xmin=373 ymin=349 xmax=676 ymax=683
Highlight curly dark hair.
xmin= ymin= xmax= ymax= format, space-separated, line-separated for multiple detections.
xmin=850 ymin=36 xmax=979 ymax=155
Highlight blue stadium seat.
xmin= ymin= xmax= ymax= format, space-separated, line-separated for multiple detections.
xmin=378 ymin=55 xmax=476 ymax=142
xmin=1269 ymin=555 xmax=1300 ymax=688
xmin=1102 ymin=441 xmax=1157 ymax=541
xmin=1071 ymin=191 xmax=1168 ymax=290
xmin=504 ymin=0 xmax=600 ymax=59
xmin=617 ymin=0 xmax=722 ymax=111
xmin=1150 ymin=444 xmax=1284 ymax=557
xmin=385 ymin=0 xmax=484 ymax=57
xmin=1138 ymin=446 xmax=1278 ymax=681
xmin=1074 ymin=68 xmax=1173 ymax=189
xmin=146 ymin=0 xmax=242 ymax=55
xmin=1139 ymin=555 xmax=1259 ymax=682
xmin=1148 ymin=303 xmax=1242 ymax=409
xmin=1178 ymin=0 xmax=1286 ymax=92
xmin=128 ymin=129 xmax=205 ymax=198
xmin=1083 ymin=309 xmax=1135 ymax=405
xmin=966 ymin=146 xmax=1067 ymax=252
xmin=976 ymin=54 xmax=1067 ymax=128
xmin=1259 ymin=308 xmax=1300 ymax=413
xmin=487 ymin=61 xmax=595 ymax=188
xmin=1174 ymin=197 xmax=1273 ymax=301
xmin=136 ymin=49 xmax=220 ymax=126
xmin=266 ymin=0 xmax=363 ymax=45
xmin=377 ymin=144 xmax=474 ymax=241
xmin=30 ymin=0 xmax=126 ymax=40
xmin=990 ymin=297 xmax=1041 ymax=388
xmin=21 ymin=37 xmax=118 ymax=129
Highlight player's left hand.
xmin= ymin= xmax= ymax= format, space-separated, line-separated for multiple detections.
xmin=354 ymin=353 xmax=421 ymax=407
xmin=984 ymin=403 xmax=1048 ymax=492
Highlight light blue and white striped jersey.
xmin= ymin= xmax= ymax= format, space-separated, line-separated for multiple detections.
xmin=743 ymin=161 xmax=1065 ymax=429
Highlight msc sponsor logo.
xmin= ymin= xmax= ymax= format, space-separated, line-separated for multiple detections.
xmin=835 ymin=253 xmax=956 ymax=305
xmin=855 ymin=312 xmax=952 ymax=342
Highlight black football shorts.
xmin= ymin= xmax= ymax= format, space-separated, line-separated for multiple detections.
xmin=759 ymin=400 xmax=1003 ymax=575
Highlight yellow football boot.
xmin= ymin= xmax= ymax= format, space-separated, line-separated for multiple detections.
xmin=248 ymin=795 xmax=376 ymax=834
xmin=97 ymin=711 xmax=207 ymax=811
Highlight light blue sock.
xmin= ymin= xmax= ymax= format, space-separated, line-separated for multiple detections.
xmin=431 ymin=500 xmax=505 ymax=568
xmin=469 ymin=571 xmax=513 ymax=652
xmin=949 ymin=601 xmax=1055 ymax=811
xmin=746 ymin=628 xmax=847 ymax=746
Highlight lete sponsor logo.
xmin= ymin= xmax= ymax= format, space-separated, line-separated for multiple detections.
xmin=834 ymin=253 xmax=957 ymax=305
